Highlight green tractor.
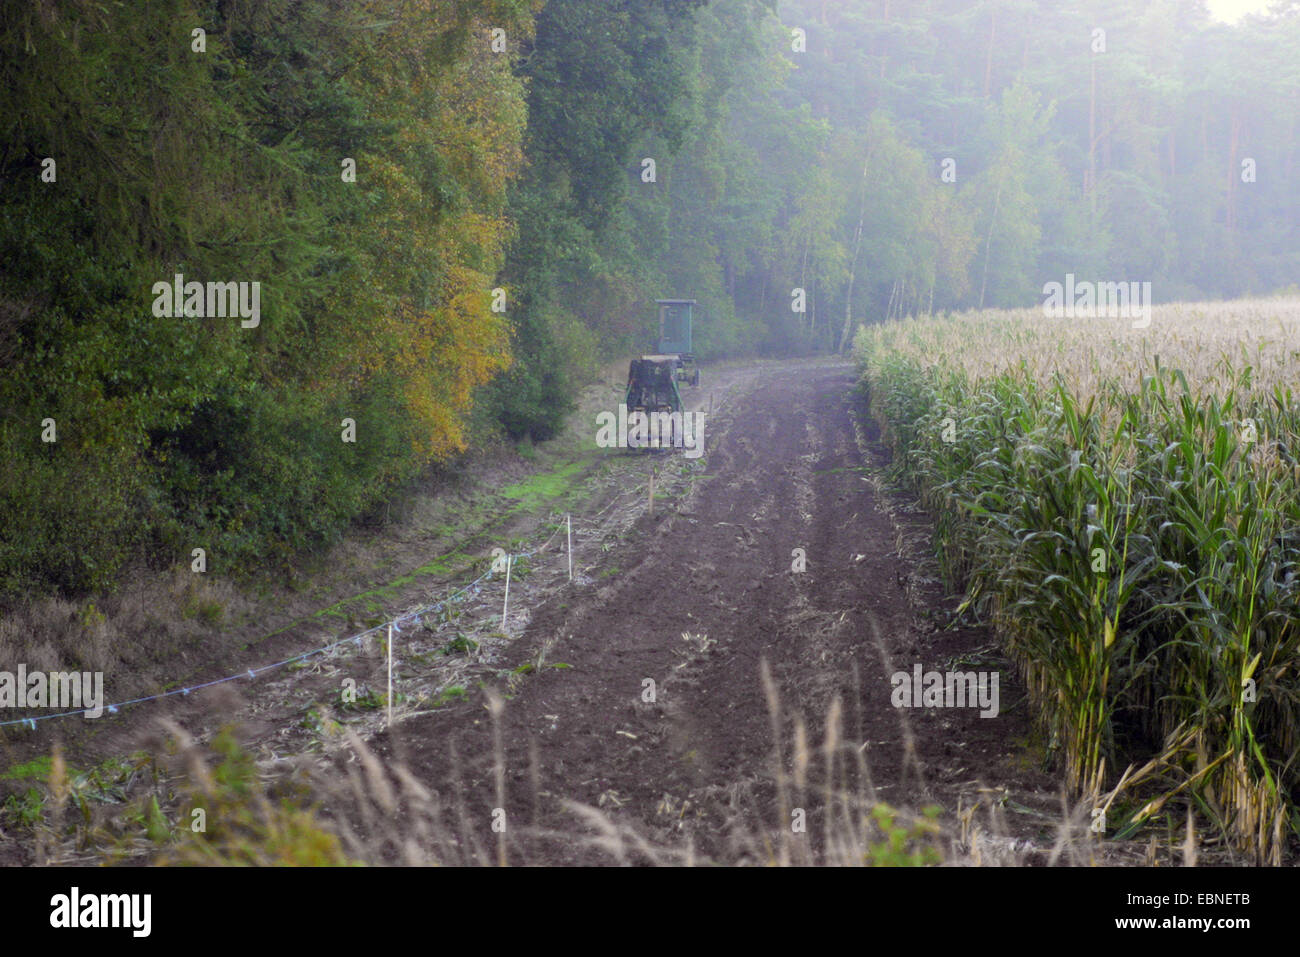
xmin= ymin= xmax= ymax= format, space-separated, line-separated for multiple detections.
xmin=623 ymin=298 xmax=699 ymax=451
xmin=645 ymin=298 xmax=699 ymax=387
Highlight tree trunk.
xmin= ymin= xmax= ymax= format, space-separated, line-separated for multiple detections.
xmin=839 ymin=182 xmax=868 ymax=353
xmin=838 ymin=148 xmax=871 ymax=353
xmin=810 ymin=275 xmax=816 ymax=334
xmin=984 ymin=6 xmax=996 ymax=99
xmin=978 ymin=180 xmax=1002 ymax=310
xmin=800 ymin=237 xmax=809 ymax=328
xmin=1088 ymin=55 xmax=1097 ymax=211
xmin=1227 ymin=110 xmax=1240 ymax=230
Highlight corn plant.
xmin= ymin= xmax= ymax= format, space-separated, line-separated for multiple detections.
xmin=854 ymin=298 xmax=1300 ymax=862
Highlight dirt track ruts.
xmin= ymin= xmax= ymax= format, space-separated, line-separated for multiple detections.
xmin=376 ymin=360 xmax=1055 ymax=864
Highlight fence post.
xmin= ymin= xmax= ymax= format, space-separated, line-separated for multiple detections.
xmin=502 ymin=554 xmax=512 ymax=630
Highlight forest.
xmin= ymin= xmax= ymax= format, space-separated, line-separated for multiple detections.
xmin=2 ymin=0 xmax=1297 ymax=602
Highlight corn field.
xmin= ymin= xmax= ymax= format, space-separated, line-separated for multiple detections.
xmin=854 ymin=297 xmax=1300 ymax=865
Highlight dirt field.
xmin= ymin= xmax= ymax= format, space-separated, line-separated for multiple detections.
xmin=351 ymin=357 xmax=1085 ymax=864
xmin=1 ymin=357 xmax=1097 ymax=866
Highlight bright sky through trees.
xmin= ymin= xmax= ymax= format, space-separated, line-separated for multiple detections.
xmin=1207 ymin=0 xmax=1274 ymax=21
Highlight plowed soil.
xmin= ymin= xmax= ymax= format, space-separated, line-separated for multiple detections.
xmin=369 ymin=359 xmax=1063 ymax=864
xmin=1 ymin=357 xmax=1082 ymax=866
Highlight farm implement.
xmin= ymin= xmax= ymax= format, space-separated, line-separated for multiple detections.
xmin=623 ymin=298 xmax=700 ymax=451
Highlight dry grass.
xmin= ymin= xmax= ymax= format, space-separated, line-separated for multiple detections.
xmin=0 ymin=568 xmax=250 ymax=722
xmin=4 ymin=660 xmax=1126 ymax=868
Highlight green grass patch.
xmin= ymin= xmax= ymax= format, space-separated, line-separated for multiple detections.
xmin=500 ymin=458 xmax=589 ymax=512
xmin=0 ymin=756 xmax=53 ymax=782
xmin=439 ymin=635 xmax=478 ymax=655
xmin=430 ymin=685 xmax=468 ymax=707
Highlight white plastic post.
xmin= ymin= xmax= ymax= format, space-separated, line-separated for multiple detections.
xmin=386 ymin=623 xmax=393 ymax=728
xmin=502 ymin=554 xmax=512 ymax=630
xmin=567 ymin=514 xmax=573 ymax=581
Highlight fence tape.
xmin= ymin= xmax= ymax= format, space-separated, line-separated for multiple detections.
xmin=0 ymin=542 xmax=546 ymax=730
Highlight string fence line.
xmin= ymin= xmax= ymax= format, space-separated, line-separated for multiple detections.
xmin=0 ymin=517 xmax=575 ymax=731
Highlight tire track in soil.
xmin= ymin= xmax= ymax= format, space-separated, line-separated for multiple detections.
xmin=382 ymin=361 xmax=1051 ymax=864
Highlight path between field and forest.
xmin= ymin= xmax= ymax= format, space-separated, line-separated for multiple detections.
xmin=376 ymin=358 xmax=1074 ymax=864
xmin=1 ymin=357 xmax=1105 ymax=866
